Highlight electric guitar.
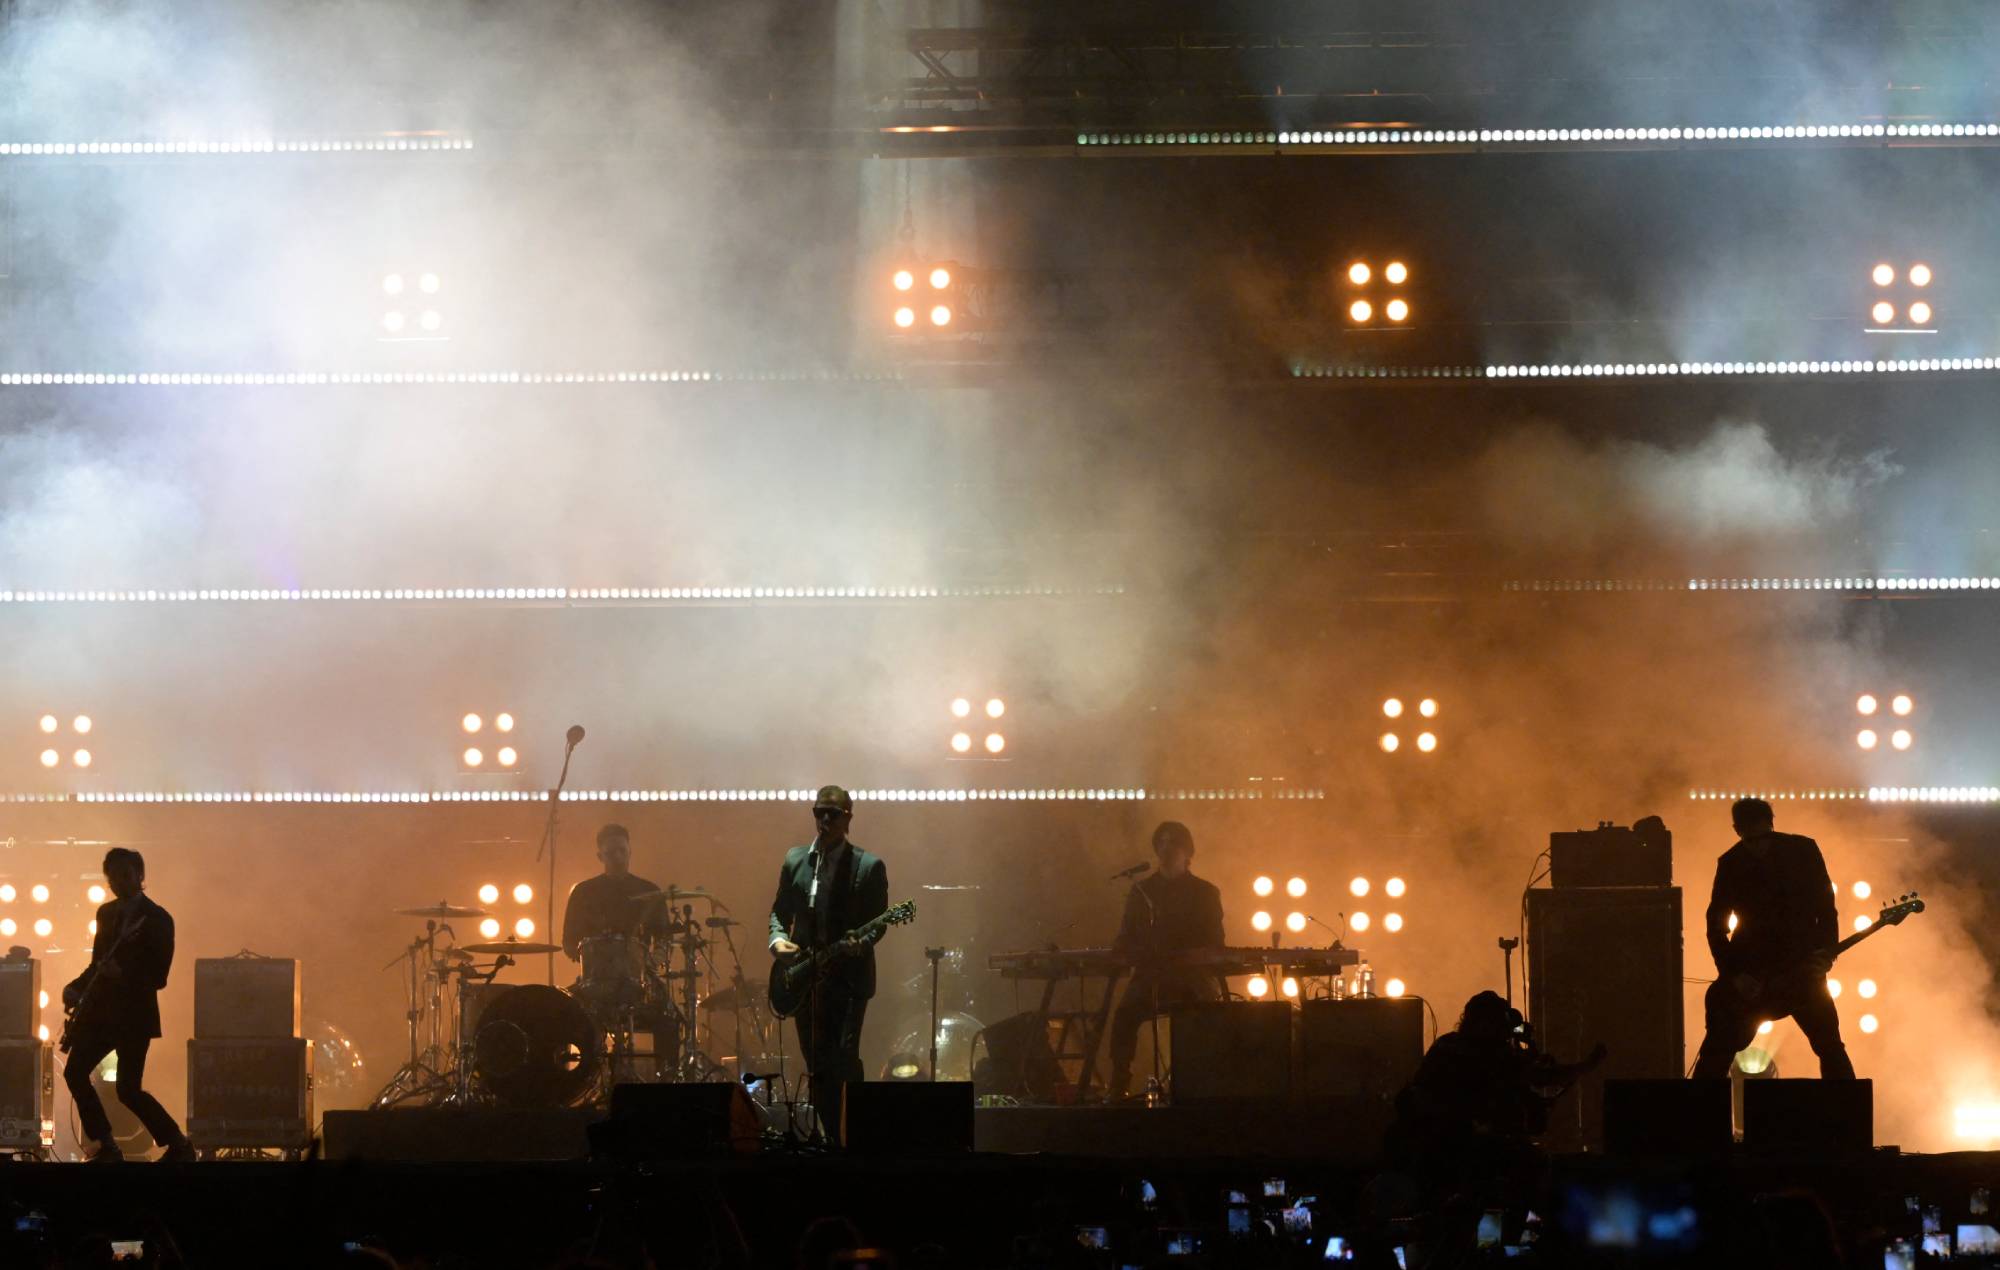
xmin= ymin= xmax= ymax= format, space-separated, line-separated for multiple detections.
xmin=58 ymin=906 xmax=145 ymax=1053
xmin=768 ymin=900 xmax=915 ymax=1019
xmin=1731 ymin=893 xmax=1924 ymax=1003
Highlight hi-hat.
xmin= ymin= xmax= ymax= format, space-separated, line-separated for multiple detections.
xmin=397 ymin=902 xmax=493 ymax=919
xmin=460 ymin=938 xmax=561 ymax=955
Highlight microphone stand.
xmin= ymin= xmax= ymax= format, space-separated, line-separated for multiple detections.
xmin=536 ymin=730 xmax=583 ymax=986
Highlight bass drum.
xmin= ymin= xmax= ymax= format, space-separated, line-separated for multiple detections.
xmin=882 ymin=1012 xmax=985 ymax=1082
xmin=472 ymin=984 xmax=601 ymax=1108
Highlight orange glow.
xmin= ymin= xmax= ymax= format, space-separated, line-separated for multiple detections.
xmin=1347 ymin=262 xmax=1371 ymax=286
xmin=1349 ymin=299 xmax=1373 ymax=324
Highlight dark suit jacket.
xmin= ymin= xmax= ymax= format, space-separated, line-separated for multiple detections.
xmin=76 ymin=893 xmax=175 ymax=1039
xmin=1706 ymin=831 xmax=1837 ymax=975
xmin=767 ymin=841 xmax=888 ymax=999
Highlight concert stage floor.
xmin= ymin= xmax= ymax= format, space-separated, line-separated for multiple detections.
xmin=3 ymin=1133 xmax=1995 ymax=1268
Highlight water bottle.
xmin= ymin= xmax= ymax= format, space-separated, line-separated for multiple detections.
xmin=1359 ymin=960 xmax=1375 ymax=999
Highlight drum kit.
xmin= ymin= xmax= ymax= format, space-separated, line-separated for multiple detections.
xmin=369 ymin=890 xmax=774 ymax=1110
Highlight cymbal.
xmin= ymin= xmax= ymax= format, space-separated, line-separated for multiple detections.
xmin=630 ymin=886 xmax=714 ymax=903
xmin=397 ymin=903 xmax=492 ymax=919
xmin=700 ymin=982 xmax=767 ymax=1012
xmin=460 ymin=939 xmax=561 ymax=955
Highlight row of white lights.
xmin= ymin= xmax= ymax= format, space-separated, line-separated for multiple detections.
xmin=0 ymin=370 xmax=899 ymax=386
xmin=0 ymin=138 xmax=473 ymax=156
xmin=0 ymin=787 xmax=1327 ymax=804
xmin=4 ymin=360 xmax=1995 ymax=387
xmin=1687 ymin=788 xmax=2000 ymax=803
xmin=0 ymin=585 xmax=1120 ymax=604
xmin=1075 ymin=123 xmax=2000 ymax=147
xmin=1285 ymin=359 xmax=2000 ymax=380
xmin=1508 ymin=578 xmax=2000 ymax=592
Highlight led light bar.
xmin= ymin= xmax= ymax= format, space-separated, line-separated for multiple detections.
xmin=1077 ymin=123 xmax=2000 ymax=149
xmin=0 ymin=137 xmax=473 ymax=157
xmin=1688 ymin=787 xmax=2000 ymax=804
xmin=0 ymin=585 xmax=1123 ymax=604
xmin=1507 ymin=578 xmax=2000 ymax=593
xmin=0 ymin=370 xmax=901 ymax=386
xmin=1290 ymin=359 xmax=2000 ymax=380
xmin=0 ymin=786 xmax=1325 ymax=805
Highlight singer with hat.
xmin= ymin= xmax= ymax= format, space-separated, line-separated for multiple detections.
xmin=768 ymin=785 xmax=888 ymax=1139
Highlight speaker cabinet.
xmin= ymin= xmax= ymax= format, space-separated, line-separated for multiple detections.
xmin=843 ymin=1081 xmax=974 ymax=1153
xmin=194 ymin=958 xmax=302 ymax=1039
xmin=1168 ymin=1001 xmax=1292 ymax=1101
xmin=1603 ymin=1079 xmax=1732 ymax=1156
xmin=1299 ymin=998 xmax=1424 ymax=1099
xmin=0 ymin=1039 xmax=55 ymax=1154
xmin=1527 ymin=886 xmax=1683 ymax=1150
xmin=0 ymin=959 xmax=43 ymax=1039
xmin=590 ymin=1082 xmax=760 ymax=1158
xmin=187 ymin=1037 xmax=313 ymax=1151
xmin=975 ymin=1011 xmax=1063 ymax=1101
xmin=1743 ymin=1079 xmax=1872 ymax=1154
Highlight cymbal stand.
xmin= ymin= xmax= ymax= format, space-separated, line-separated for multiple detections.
xmin=370 ymin=922 xmax=451 ymax=1108
xmin=926 ymin=946 xmax=945 ymax=1081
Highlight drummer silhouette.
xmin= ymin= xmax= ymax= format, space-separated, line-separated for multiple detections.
xmin=562 ymin=823 xmax=679 ymax=1074
xmin=561 ymin=824 xmax=670 ymax=959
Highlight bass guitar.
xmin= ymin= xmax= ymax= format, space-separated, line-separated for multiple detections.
xmin=59 ymin=906 xmax=144 ymax=1053
xmin=1731 ymin=892 xmax=1924 ymax=1004
xmin=768 ymin=899 xmax=915 ymax=1019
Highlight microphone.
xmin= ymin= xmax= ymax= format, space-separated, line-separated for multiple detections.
xmin=1111 ymin=861 xmax=1151 ymax=881
xmin=566 ymin=725 xmax=586 ymax=748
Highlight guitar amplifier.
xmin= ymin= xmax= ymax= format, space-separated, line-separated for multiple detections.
xmin=1550 ymin=820 xmax=1672 ymax=888
xmin=0 ymin=1038 xmax=56 ymax=1154
xmin=0 ymin=958 xmax=42 ymax=1039
xmin=187 ymin=1038 xmax=312 ymax=1150
xmin=195 ymin=957 xmax=301 ymax=1038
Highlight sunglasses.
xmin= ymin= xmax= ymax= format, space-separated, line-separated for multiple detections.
xmin=813 ymin=806 xmax=848 ymax=819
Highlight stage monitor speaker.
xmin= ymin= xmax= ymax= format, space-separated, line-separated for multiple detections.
xmin=195 ymin=957 xmax=301 ymax=1038
xmin=975 ymin=1011 xmax=1063 ymax=1102
xmin=0 ymin=959 xmax=41 ymax=1039
xmin=1602 ymin=1079 xmax=1732 ymax=1156
xmin=1743 ymin=1079 xmax=1872 ymax=1154
xmin=1550 ymin=820 xmax=1673 ymax=888
xmin=0 ymin=1038 xmax=55 ymax=1154
xmin=1527 ymin=885 xmax=1683 ymax=1151
xmin=589 ymin=1082 xmax=760 ymax=1159
xmin=1298 ymin=998 xmax=1424 ymax=1099
xmin=187 ymin=1037 xmax=312 ymax=1151
xmin=843 ymin=1081 xmax=974 ymax=1154
xmin=1169 ymin=1001 xmax=1292 ymax=1101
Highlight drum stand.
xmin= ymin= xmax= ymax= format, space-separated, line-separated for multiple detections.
xmin=370 ymin=922 xmax=455 ymax=1108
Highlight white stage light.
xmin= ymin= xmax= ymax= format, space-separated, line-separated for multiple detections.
xmin=1252 ymin=876 xmax=1274 ymax=897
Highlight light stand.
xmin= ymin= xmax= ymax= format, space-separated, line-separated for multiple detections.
xmin=535 ymin=725 xmax=585 ymax=986
xmin=1498 ymin=936 xmax=1520 ymax=1006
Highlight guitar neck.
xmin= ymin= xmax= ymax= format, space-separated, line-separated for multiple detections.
xmin=1833 ymin=922 xmax=1885 ymax=959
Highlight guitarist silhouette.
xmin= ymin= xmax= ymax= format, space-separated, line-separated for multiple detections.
xmin=1692 ymin=799 xmax=1857 ymax=1079
xmin=767 ymin=786 xmax=888 ymax=1141
xmin=61 ymin=848 xmax=194 ymax=1162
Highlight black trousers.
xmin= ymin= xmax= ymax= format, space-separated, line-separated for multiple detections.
xmin=1691 ymin=971 xmax=1856 ymax=1079
xmin=63 ymin=1032 xmax=188 ymax=1151
xmin=793 ymin=982 xmax=867 ymax=1140
xmin=1107 ymin=971 xmax=1216 ymax=1093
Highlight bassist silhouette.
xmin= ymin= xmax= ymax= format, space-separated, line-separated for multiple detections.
xmin=1692 ymin=798 xmax=1855 ymax=1079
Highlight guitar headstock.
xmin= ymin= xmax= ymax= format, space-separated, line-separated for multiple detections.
xmin=1875 ymin=892 xmax=1925 ymax=926
xmin=884 ymin=900 xmax=916 ymax=926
